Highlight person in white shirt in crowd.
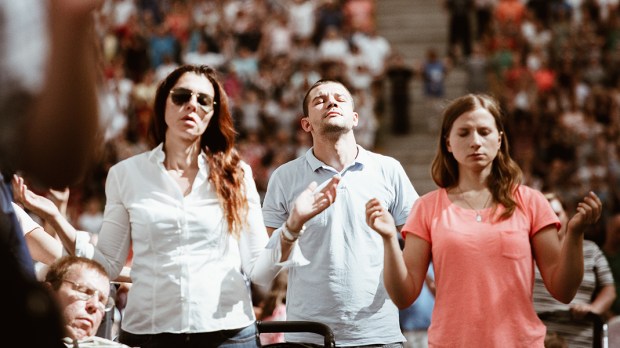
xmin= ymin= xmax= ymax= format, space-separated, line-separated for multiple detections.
xmin=351 ymin=27 xmax=391 ymax=78
xmin=318 ymin=25 xmax=350 ymax=62
xmin=278 ymin=0 xmax=317 ymax=41
xmin=33 ymin=65 xmax=287 ymax=348
xmin=182 ymin=39 xmax=226 ymax=69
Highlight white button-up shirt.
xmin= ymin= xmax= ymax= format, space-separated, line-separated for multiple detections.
xmin=75 ymin=144 xmax=281 ymax=334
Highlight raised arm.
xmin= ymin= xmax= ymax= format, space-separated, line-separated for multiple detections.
xmin=12 ymin=175 xmax=79 ymax=255
xmin=366 ymin=198 xmax=430 ymax=308
xmin=12 ymin=202 xmax=62 ymax=265
xmin=273 ymin=175 xmax=340 ymax=262
xmin=534 ymin=192 xmax=603 ymax=303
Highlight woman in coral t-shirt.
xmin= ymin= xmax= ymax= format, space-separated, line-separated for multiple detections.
xmin=365 ymin=93 xmax=602 ymax=347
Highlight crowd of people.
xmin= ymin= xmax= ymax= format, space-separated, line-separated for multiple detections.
xmin=453 ymin=0 xmax=620 ymax=246
xmin=61 ymin=0 xmax=387 ymax=226
xmin=42 ymin=0 xmax=620 ymax=245
xmin=6 ymin=0 xmax=620 ymax=347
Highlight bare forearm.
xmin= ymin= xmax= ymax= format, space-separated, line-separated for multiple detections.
xmin=590 ymin=285 xmax=616 ymax=315
xmin=268 ymin=226 xmax=294 ymax=262
xmin=279 ymin=238 xmax=294 ymax=261
xmin=382 ymin=234 xmax=418 ymax=309
xmin=551 ymin=230 xmax=584 ymax=303
xmin=25 ymin=228 xmax=63 ymax=265
xmin=45 ymin=212 xmax=79 ymax=255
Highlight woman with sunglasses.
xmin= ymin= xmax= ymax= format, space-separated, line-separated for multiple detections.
xmin=32 ymin=65 xmax=283 ymax=348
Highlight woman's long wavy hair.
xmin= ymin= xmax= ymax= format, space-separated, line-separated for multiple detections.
xmin=149 ymin=65 xmax=247 ymax=238
xmin=431 ymin=94 xmax=522 ymax=220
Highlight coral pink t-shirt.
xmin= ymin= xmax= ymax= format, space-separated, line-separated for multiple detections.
xmin=402 ymin=185 xmax=560 ymax=348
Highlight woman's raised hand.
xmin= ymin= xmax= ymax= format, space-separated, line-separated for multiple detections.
xmin=567 ymin=191 xmax=603 ymax=235
xmin=366 ymin=198 xmax=398 ymax=239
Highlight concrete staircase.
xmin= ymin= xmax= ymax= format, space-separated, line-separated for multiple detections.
xmin=375 ymin=0 xmax=468 ymax=195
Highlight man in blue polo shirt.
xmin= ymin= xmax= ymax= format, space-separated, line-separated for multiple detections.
xmin=262 ymin=79 xmax=419 ymax=347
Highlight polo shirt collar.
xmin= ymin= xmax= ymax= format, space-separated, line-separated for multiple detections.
xmin=304 ymin=145 xmax=367 ymax=173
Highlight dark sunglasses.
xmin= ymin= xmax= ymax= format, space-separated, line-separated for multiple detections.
xmin=169 ymin=88 xmax=216 ymax=111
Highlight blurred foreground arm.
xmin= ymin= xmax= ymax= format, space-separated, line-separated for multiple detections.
xmin=21 ymin=0 xmax=103 ymax=187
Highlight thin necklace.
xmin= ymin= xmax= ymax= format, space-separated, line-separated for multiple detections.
xmin=459 ymin=187 xmax=492 ymax=223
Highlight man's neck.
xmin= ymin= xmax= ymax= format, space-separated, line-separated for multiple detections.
xmin=312 ymin=135 xmax=358 ymax=172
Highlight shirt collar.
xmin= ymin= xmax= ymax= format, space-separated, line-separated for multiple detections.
xmin=304 ymin=145 xmax=367 ymax=174
xmin=148 ymin=143 xmax=166 ymax=163
xmin=148 ymin=143 xmax=207 ymax=170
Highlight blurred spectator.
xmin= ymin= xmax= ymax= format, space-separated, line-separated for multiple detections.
xmin=421 ymin=47 xmax=450 ymax=132
xmin=148 ymin=23 xmax=179 ymax=69
xmin=346 ymin=43 xmax=374 ymax=91
xmin=154 ymin=54 xmax=179 ymax=82
xmin=351 ymin=88 xmax=378 ymax=149
xmin=444 ymin=0 xmax=474 ymax=62
xmin=256 ymin=271 xmax=289 ymax=346
xmin=463 ymin=42 xmax=491 ymax=93
xmin=534 ymin=193 xmax=616 ymax=348
xmin=544 ymin=331 xmax=569 ymax=348
xmin=318 ymin=25 xmax=350 ymax=61
xmin=313 ymin=0 xmax=344 ymax=46
xmin=474 ymin=0 xmax=495 ymax=39
xmin=385 ymin=52 xmax=416 ymax=135
xmin=494 ymin=0 xmax=526 ymax=29
xmin=343 ymin=0 xmax=376 ymax=34
xmin=232 ymin=45 xmax=260 ymax=84
xmin=77 ymin=196 xmax=104 ymax=240
xmin=351 ymin=27 xmax=391 ymax=78
xmin=262 ymin=12 xmax=294 ymax=59
xmin=604 ymin=213 xmax=620 ymax=316
xmin=282 ymin=0 xmax=318 ymax=41
xmin=182 ymin=39 xmax=226 ymax=69
xmin=290 ymin=60 xmax=322 ymax=93
xmin=164 ymin=0 xmax=191 ymax=45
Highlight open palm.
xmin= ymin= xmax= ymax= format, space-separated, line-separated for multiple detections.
xmin=291 ymin=175 xmax=340 ymax=226
xmin=12 ymin=175 xmax=60 ymax=220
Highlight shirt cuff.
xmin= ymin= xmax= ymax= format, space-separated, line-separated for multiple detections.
xmin=74 ymin=231 xmax=95 ymax=259
xmin=266 ymin=226 xmax=310 ymax=267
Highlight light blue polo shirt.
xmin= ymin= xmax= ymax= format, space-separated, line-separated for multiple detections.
xmin=262 ymin=146 xmax=418 ymax=346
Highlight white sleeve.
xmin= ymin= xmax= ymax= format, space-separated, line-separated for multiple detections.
xmin=75 ymin=167 xmax=131 ymax=278
xmin=11 ymin=202 xmax=41 ymax=235
xmin=238 ymin=163 xmax=283 ymax=287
